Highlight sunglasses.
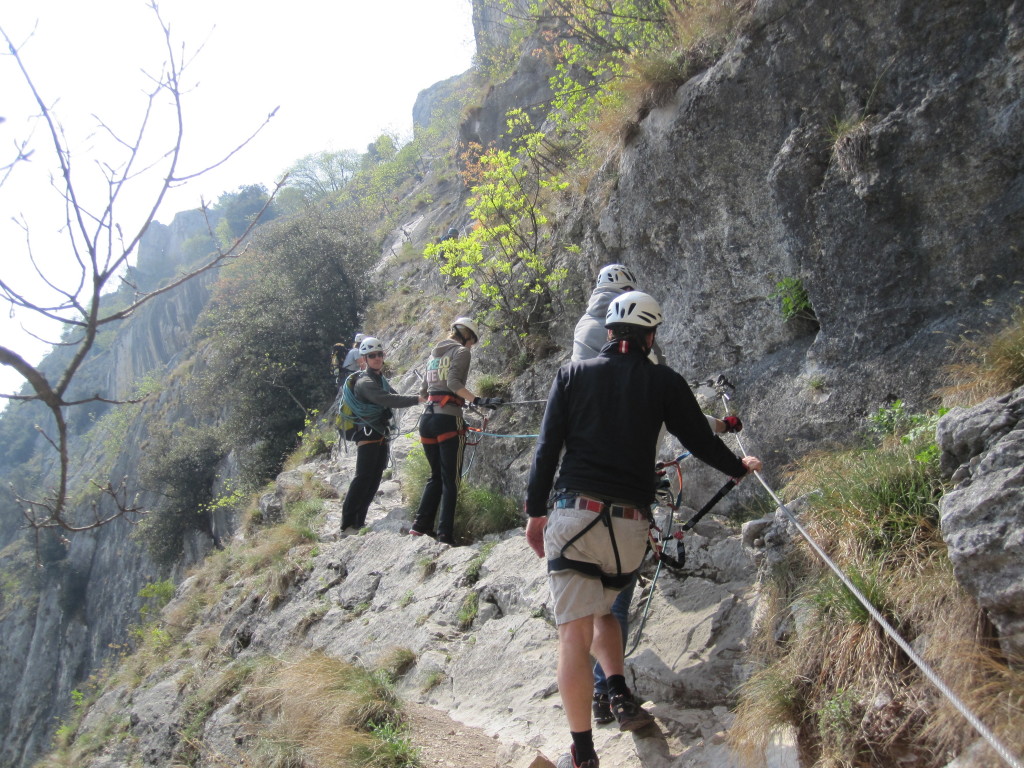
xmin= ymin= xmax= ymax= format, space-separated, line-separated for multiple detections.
xmin=366 ymin=351 xmax=384 ymax=359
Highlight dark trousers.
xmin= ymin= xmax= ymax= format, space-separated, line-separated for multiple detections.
xmin=412 ymin=412 xmax=465 ymax=540
xmin=340 ymin=438 xmax=389 ymax=530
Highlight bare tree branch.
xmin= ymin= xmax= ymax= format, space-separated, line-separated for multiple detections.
xmin=0 ymin=3 xmax=279 ymax=535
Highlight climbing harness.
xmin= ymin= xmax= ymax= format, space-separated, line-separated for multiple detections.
xmin=710 ymin=380 xmax=1024 ymax=768
xmin=546 ymin=492 xmax=647 ymax=590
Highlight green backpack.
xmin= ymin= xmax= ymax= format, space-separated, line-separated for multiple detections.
xmin=335 ymin=373 xmax=366 ymax=441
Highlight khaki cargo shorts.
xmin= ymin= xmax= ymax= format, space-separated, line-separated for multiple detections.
xmin=544 ymin=506 xmax=650 ymax=625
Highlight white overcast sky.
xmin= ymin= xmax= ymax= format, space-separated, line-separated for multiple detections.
xmin=0 ymin=0 xmax=477 ymax=400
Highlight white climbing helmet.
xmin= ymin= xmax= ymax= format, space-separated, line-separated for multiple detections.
xmin=596 ymin=264 xmax=638 ymax=289
xmin=605 ymin=290 xmax=663 ymax=328
xmin=359 ymin=337 xmax=384 ymax=356
xmin=452 ymin=316 xmax=479 ymax=343
xmin=354 ymin=333 xmax=367 ymax=343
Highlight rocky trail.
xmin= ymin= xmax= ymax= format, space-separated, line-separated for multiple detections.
xmin=306 ymin=423 xmax=781 ymax=768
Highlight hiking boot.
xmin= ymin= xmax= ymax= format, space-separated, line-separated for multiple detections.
xmin=437 ymin=534 xmax=454 ymax=546
xmin=611 ymin=692 xmax=655 ymax=732
xmin=409 ymin=528 xmax=432 ymax=537
xmin=555 ymin=746 xmax=599 ymax=768
xmin=592 ymin=692 xmax=614 ymax=725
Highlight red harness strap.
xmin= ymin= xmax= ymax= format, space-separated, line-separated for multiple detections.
xmin=427 ymin=393 xmax=465 ymax=408
xmin=420 ymin=430 xmax=463 ymax=445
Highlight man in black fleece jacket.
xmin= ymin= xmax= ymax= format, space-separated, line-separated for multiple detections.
xmin=524 ymin=291 xmax=762 ymax=768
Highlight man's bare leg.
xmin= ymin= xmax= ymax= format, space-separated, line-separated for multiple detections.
xmin=557 ymin=616 xmax=597 ymax=731
xmin=591 ymin=612 xmax=624 ymax=679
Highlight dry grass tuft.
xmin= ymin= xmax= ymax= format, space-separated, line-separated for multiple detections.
xmin=669 ymin=0 xmax=755 ymax=50
xmin=273 ymin=657 xmax=372 ymax=753
xmin=581 ymin=0 xmax=754 ymax=165
xmin=781 ymin=441 xmax=945 ymax=568
xmin=729 ymin=424 xmax=1023 ymax=767
xmin=249 ymin=652 xmax=408 ymax=768
xmin=940 ymin=306 xmax=1024 ymax=407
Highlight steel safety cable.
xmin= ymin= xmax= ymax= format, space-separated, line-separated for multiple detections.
xmin=719 ymin=391 xmax=1023 ymax=768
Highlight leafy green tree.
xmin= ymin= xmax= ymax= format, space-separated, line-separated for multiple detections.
xmin=425 ymin=116 xmax=569 ymax=347
xmin=135 ymin=425 xmax=223 ymax=567
xmin=285 ymin=150 xmax=362 ymax=201
xmin=214 ymin=184 xmax=279 ymax=246
xmin=191 ymin=207 xmax=373 ymax=483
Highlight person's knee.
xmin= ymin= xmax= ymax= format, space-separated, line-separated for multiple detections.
xmin=558 ymin=615 xmax=595 ymax=649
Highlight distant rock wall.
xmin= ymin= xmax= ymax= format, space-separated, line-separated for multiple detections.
xmin=0 ymin=210 xmax=222 ymax=768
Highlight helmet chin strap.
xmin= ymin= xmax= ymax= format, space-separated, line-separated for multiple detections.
xmin=608 ymin=326 xmax=656 ymax=355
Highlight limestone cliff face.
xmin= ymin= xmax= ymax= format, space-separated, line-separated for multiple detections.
xmin=591 ymin=0 xmax=1023 ymax=465
xmin=456 ymin=0 xmax=1024 ymax=509
xmin=0 ymin=211 xmax=221 ymax=768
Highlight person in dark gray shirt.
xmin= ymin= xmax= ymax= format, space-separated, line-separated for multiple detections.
xmin=339 ymin=337 xmax=423 ymax=534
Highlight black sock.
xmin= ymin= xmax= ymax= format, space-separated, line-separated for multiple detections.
xmin=570 ymin=730 xmax=596 ymax=763
xmin=606 ymin=674 xmax=629 ymax=699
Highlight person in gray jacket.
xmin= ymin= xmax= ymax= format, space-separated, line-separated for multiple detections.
xmin=410 ymin=317 xmax=502 ymax=544
xmin=339 ymin=337 xmax=424 ymax=534
xmin=340 ymin=333 xmax=367 ymax=382
xmin=572 ymin=265 xmax=638 ymax=362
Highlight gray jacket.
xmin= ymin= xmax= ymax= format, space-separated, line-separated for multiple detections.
xmin=572 ymin=285 xmax=623 ymax=362
xmin=572 ymin=285 xmax=665 ymax=365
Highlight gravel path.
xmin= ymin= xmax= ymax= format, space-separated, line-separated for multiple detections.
xmin=404 ymin=701 xmax=505 ymax=767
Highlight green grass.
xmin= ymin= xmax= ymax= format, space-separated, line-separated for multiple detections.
xmin=400 ymin=447 xmax=520 ymax=544
xmin=464 ymin=542 xmax=496 ymax=584
xmin=942 ymin=303 xmax=1024 ymax=406
xmin=456 ymin=592 xmax=479 ymax=630
xmin=729 ymin=404 xmax=1024 ymax=767
xmin=769 ymin=276 xmax=815 ymax=323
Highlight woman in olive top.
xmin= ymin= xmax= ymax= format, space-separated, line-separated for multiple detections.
xmin=410 ymin=316 xmax=500 ymax=544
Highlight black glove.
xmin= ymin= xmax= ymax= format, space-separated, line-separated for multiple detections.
xmin=472 ymin=396 xmax=504 ymax=410
xmin=723 ymin=415 xmax=743 ymax=433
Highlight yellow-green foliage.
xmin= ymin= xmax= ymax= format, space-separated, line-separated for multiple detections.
xmin=285 ymin=408 xmax=338 ymax=470
xmin=424 ymin=120 xmax=570 ymax=347
xmin=729 ymin=417 xmax=1023 ymax=768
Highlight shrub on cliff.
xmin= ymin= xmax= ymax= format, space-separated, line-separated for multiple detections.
xmin=191 ymin=207 xmax=374 ymax=484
